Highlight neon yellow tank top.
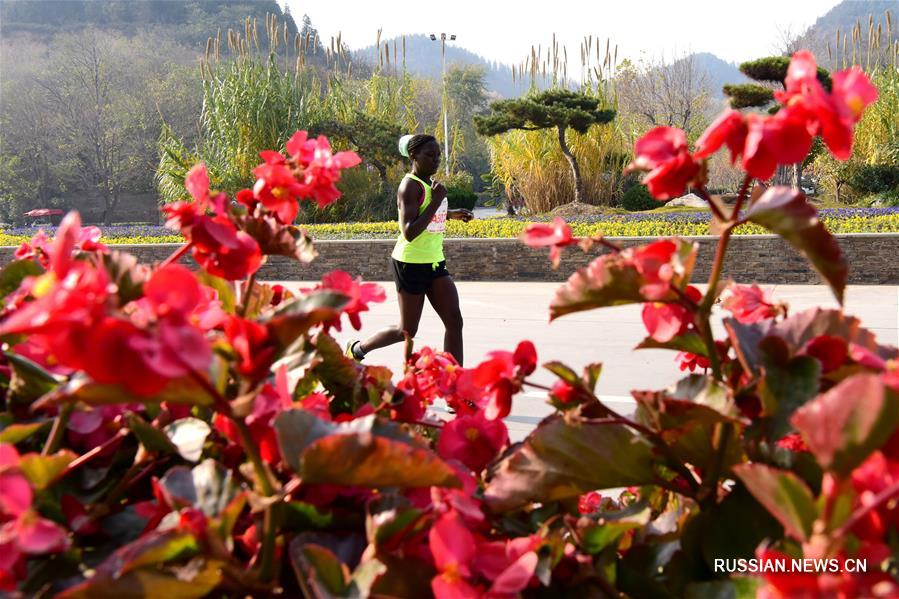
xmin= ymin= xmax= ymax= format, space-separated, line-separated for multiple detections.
xmin=391 ymin=173 xmax=447 ymax=264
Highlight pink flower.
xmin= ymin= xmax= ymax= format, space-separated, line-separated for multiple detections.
xmin=721 ymin=284 xmax=779 ymax=324
xmin=521 ymin=217 xmax=578 ymax=267
xmin=694 ymin=109 xmax=748 ymax=164
xmin=472 ymin=341 xmax=537 ymax=420
xmin=675 ymin=351 xmax=710 ymax=373
xmin=550 ymin=379 xmax=582 ymax=404
xmin=430 ymin=510 xmax=479 ymax=598
xmin=578 ymin=491 xmax=603 ymax=514
xmin=305 ymin=270 xmax=386 ymax=332
xmin=742 ymin=111 xmax=814 ymax=181
xmin=801 ymin=335 xmax=848 ymax=374
xmin=775 ymin=432 xmax=809 ymax=453
xmin=630 ymin=239 xmax=680 ymax=300
xmin=626 ymin=127 xmax=701 ymax=200
xmin=437 ymin=411 xmax=509 ymax=473
xmin=641 ymin=285 xmax=701 ymax=343
xmin=776 ymin=51 xmax=877 ymax=161
xmin=224 ymin=315 xmax=277 ymax=383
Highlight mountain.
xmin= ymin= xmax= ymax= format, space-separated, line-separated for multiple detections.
xmin=0 ymin=0 xmax=299 ymax=50
xmin=355 ymin=34 xmax=528 ymax=98
xmin=797 ymin=0 xmax=898 ymax=69
xmin=691 ymin=52 xmax=750 ymax=98
xmin=807 ymin=0 xmax=897 ymax=40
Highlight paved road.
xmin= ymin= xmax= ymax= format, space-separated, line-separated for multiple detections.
xmin=277 ymin=281 xmax=899 ymax=441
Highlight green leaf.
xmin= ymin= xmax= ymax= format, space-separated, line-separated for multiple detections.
xmin=158 ymin=459 xmax=236 ymax=517
xmin=95 ymin=530 xmax=198 ymax=578
xmin=484 ymin=416 xmax=659 ymax=512
xmin=289 ymin=541 xmax=350 ymax=597
xmin=684 ymin=578 xmax=762 ymax=599
xmin=274 ymin=411 xmax=460 ymax=489
xmin=366 ymin=495 xmax=426 ymax=556
xmin=126 ymin=413 xmax=178 ymax=455
xmin=699 ymin=485 xmax=784 ymax=572
xmin=214 ymin=492 xmax=247 ymax=549
xmin=164 ymin=418 xmax=211 ymax=462
xmin=791 ymin=374 xmax=899 ymax=476
xmin=549 ymin=238 xmax=697 ymax=320
xmin=746 ymin=187 xmax=847 ymax=304
xmin=58 ymin=557 xmax=221 ymax=599
xmin=757 ymin=337 xmax=822 ymax=440
xmin=0 ymin=259 xmax=42 ymax=305
xmin=634 ymin=380 xmax=745 ymax=474
xmin=18 ymin=451 xmax=76 ymax=490
xmin=543 ymin=361 xmax=580 ymax=385
xmin=5 ymin=352 xmax=62 ymax=406
xmin=579 ymin=501 xmax=652 ymax=554
xmin=0 ymin=420 xmax=51 ymax=444
xmin=584 ymin=362 xmax=603 ymax=392
xmin=265 ymin=290 xmax=348 ymax=347
xmin=33 ymin=374 xmax=216 ymax=408
xmin=101 ymin=251 xmax=148 ymax=306
xmin=733 ymin=463 xmax=817 ymax=541
xmin=195 ymin=270 xmax=236 ymax=314
xmin=283 ymin=501 xmax=333 ymax=531
xmin=369 ymin=556 xmax=435 ymax=598
xmin=636 ymin=332 xmax=709 ymax=357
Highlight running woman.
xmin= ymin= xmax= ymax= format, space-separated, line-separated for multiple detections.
xmin=346 ymin=134 xmax=474 ymax=364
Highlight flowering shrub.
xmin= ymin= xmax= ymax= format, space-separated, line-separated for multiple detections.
xmin=4 ymin=207 xmax=899 ymax=247
xmin=0 ymin=51 xmax=897 ymax=598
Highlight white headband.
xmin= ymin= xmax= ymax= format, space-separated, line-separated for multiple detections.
xmin=398 ymin=134 xmax=414 ymax=157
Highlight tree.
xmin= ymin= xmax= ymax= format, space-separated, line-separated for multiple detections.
xmin=319 ymin=111 xmax=402 ymax=194
xmin=475 ymin=89 xmax=615 ymax=204
xmin=723 ymin=56 xmax=832 ymax=188
xmin=615 ymin=54 xmax=713 ymax=140
xmin=36 ymin=30 xmax=171 ymax=224
xmin=446 ymin=63 xmax=490 ymax=188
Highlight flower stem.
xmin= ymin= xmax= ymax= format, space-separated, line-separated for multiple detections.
xmin=239 ymin=272 xmax=258 ymax=318
xmin=836 ymin=479 xmax=899 ymax=538
xmin=160 ymin=241 xmax=192 ymax=269
xmin=233 ymin=417 xmax=275 ymax=496
xmin=42 ymin=403 xmax=74 ymax=456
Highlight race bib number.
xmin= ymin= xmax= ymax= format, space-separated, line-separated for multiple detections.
xmin=427 ymin=198 xmax=448 ymax=233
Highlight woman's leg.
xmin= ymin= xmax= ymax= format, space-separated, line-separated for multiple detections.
xmin=426 ymin=276 xmax=464 ymax=365
xmin=358 ymin=290 xmax=426 ymax=354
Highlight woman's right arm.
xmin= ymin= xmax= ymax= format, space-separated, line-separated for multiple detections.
xmin=398 ymin=178 xmax=447 ymax=242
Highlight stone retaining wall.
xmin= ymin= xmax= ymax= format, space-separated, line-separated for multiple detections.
xmin=2 ymin=234 xmax=896 ymax=284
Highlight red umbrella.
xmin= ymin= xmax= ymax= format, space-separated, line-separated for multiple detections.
xmin=23 ymin=209 xmax=64 ymax=217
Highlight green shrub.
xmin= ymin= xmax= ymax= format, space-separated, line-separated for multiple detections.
xmin=620 ymin=184 xmax=659 ymax=212
xmin=443 ymin=171 xmax=477 ymax=211
xmin=851 ymin=164 xmax=899 ymax=195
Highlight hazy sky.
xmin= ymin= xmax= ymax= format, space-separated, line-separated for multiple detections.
xmin=285 ymin=0 xmax=844 ymax=66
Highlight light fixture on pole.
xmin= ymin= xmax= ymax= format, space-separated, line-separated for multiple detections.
xmin=429 ymin=32 xmax=455 ymax=175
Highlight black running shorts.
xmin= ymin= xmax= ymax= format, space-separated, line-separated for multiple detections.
xmin=390 ymin=258 xmax=450 ymax=294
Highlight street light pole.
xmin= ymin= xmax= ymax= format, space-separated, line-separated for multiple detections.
xmin=430 ymin=32 xmax=455 ymax=176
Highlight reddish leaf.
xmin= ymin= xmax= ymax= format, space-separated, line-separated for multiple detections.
xmin=264 ymin=291 xmax=347 ymax=347
xmin=58 ymin=558 xmax=221 ymax=599
xmin=745 ymin=187 xmax=847 ymax=304
xmin=275 ymin=411 xmax=460 ymax=489
xmin=302 ymin=432 xmax=460 ymax=489
xmin=733 ymin=463 xmax=816 ymax=541
xmin=725 ymin=308 xmax=897 ymax=376
xmin=34 ymin=374 xmax=216 ymax=408
xmin=791 ymin=374 xmax=899 ymax=476
xmin=635 ymin=331 xmax=709 ymax=357
xmin=484 ymin=416 xmax=658 ymax=512
xmin=549 ymin=238 xmax=697 ymax=320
